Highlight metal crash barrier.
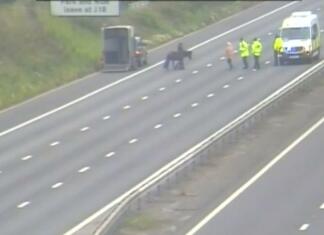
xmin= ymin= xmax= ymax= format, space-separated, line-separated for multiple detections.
xmin=94 ymin=60 xmax=324 ymax=235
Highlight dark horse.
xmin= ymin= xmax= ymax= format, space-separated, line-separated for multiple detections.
xmin=163 ymin=50 xmax=192 ymax=70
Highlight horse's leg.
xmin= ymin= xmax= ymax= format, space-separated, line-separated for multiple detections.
xmin=164 ymin=57 xmax=169 ymax=69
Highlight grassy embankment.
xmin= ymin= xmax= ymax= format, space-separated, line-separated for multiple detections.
xmin=0 ymin=1 xmax=255 ymax=111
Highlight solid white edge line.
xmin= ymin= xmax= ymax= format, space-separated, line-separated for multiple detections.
xmin=186 ymin=116 xmax=324 ymax=235
xmin=63 ymin=2 xmax=299 ymax=234
xmin=0 ymin=2 xmax=297 ymax=139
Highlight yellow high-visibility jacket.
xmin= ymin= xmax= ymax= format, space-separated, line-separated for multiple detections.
xmin=252 ymin=40 xmax=263 ymax=56
xmin=273 ymin=37 xmax=284 ymax=52
xmin=239 ymin=40 xmax=249 ymax=57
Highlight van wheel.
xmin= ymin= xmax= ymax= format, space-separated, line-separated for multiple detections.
xmin=306 ymin=56 xmax=313 ymax=64
xmin=279 ymin=58 xmax=285 ymax=65
xmin=315 ymin=49 xmax=320 ymax=60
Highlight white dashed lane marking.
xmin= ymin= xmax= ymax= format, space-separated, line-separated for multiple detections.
xmin=265 ymin=60 xmax=271 ymax=65
xmin=268 ymin=32 xmax=273 ymax=36
xmin=321 ymin=29 xmax=324 ymax=33
xmin=175 ymin=79 xmax=182 ymax=83
xmin=299 ymin=224 xmax=309 ymax=231
xmin=80 ymin=126 xmax=90 ymax=132
xmin=129 ymin=138 xmax=138 ymax=144
xmin=51 ymin=182 xmax=63 ymax=189
xmin=105 ymin=152 xmax=115 ymax=158
xmin=154 ymin=124 xmax=163 ymax=129
xmin=206 ymin=63 xmax=213 ymax=67
xmin=223 ymin=84 xmax=230 ymax=89
xmin=123 ymin=105 xmax=131 ymax=110
xmin=234 ymin=50 xmax=238 ymax=54
xmin=192 ymin=70 xmax=199 ymax=74
xmin=103 ymin=115 xmax=111 ymax=120
xmin=173 ymin=113 xmax=181 ymax=118
xmin=78 ymin=166 xmax=90 ymax=173
xmin=141 ymin=96 xmax=149 ymax=100
xmin=22 ymin=155 xmax=33 ymax=161
xmin=50 ymin=141 xmax=60 ymax=147
xmin=207 ymin=93 xmax=214 ymax=98
xmin=237 ymin=76 xmax=244 ymax=80
xmin=320 ymin=203 xmax=324 ymax=209
xmin=159 ymin=87 xmax=166 ymax=91
xmin=17 ymin=201 xmax=30 ymax=209
xmin=191 ymin=103 xmax=199 ymax=108
xmin=220 ymin=56 xmax=226 ymax=61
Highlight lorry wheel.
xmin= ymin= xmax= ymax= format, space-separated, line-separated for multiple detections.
xmin=130 ymin=60 xmax=138 ymax=71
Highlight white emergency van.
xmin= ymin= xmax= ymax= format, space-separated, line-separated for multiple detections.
xmin=280 ymin=11 xmax=321 ymax=63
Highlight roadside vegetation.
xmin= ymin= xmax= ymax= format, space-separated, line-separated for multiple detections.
xmin=0 ymin=0 xmax=256 ymax=110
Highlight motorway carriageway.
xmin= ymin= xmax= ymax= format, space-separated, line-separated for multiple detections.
xmin=0 ymin=0 xmax=323 ymax=234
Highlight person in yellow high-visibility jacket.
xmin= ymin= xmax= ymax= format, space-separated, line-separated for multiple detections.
xmin=239 ymin=37 xmax=249 ymax=69
xmin=251 ymin=38 xmax=263 ymax=70
xmin=273 ymin=34 xmax=284 ymax=66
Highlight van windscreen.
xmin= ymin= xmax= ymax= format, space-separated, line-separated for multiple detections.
xmin=281 ymin=27 xmax=310 ymax=40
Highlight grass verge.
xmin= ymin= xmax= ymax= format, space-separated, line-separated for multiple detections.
xmin=0 ymin=1 xmax=257 ymax=111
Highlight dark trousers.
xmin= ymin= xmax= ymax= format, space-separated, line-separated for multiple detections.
xmin=273 ymin=51 xmax=280 ymax=66
xmin=227 ymin=58 xmax=233 ymax=70
xmin=253 ymin=55 xmax=260 ymax=69
xmin=242 ymin=56 xmax=248 ymax=69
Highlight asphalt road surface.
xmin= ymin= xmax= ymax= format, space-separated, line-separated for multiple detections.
xmin=187 ymin=117 xmax=324 ymax=235
xmin=0 ymin=0 xmax=323 ymax=234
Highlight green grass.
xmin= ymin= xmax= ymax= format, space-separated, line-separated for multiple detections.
xmin=122 ymin=212 xmax=165 ymax=232
xmin=0 ymin=0 xmax=256 ymax=110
